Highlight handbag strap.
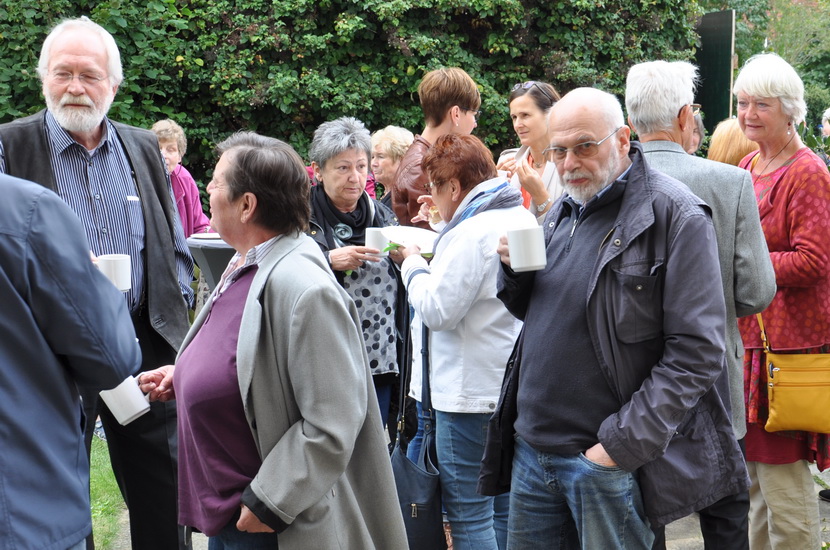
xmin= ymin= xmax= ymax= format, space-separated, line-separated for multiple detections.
xmin=420 ymin=323 xmax=434 ymax=416
xmin=394 ymin=305 xmax=413 ymax=449
xmin=756 ymin=312 xmax=772 ymax=352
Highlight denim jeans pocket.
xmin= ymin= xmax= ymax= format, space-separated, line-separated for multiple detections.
xmin=577 ymin=452 xmax=624 ymax=473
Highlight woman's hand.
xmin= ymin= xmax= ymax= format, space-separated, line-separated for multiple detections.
xmin=411 ymin=194 xmax=437 ymax=225
xmin=515 ymin=157 xmax=548 ymax=203
xmin=138 ymin=365 xmax=176 ymax=402
xmin=389 ymin=244 xmax=422 ymax=266
xmin=496 ymin=156 xmax=517 ymax=179
xmin=237 ymin=505 xmax=275 ymax=533
xmin=328 ymin=245 xmax=381 ymax=272
xmin=497 ymin=235 xmax=512 ymax=267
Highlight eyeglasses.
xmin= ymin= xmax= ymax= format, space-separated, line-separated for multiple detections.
xmin=461 ymin=107 xmax=481 ymax=121
xmin=678 ymin=103 xmax=702 ymax=118
xmin=49 ymin=71 xmax=108 ymax=86
xmin=543 ymin=127 xmax=622 ymax=163
xmin=512 ymin=81 xmax=554 ymax=105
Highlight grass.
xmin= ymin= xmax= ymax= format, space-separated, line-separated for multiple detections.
xmin=90 ymin=436 xmax=126 ymax=548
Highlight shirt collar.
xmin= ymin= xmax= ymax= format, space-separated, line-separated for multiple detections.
xmin=45 ymin=110 xmax=112 ymax=155
xmin=216 ymin=235 xmax=282 ymax=294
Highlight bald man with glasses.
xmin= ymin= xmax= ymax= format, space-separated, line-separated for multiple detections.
xmin=480 ymin=87 xmax=749 ymax=549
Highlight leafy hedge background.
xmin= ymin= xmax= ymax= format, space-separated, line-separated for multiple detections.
xmin=4 ymin=1 xmax=825 ymax=187
xmin=0 ymin=0 xmax=704 ymax=183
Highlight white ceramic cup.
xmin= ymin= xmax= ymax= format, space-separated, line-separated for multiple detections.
xmin=507 ymin=226 xmax=547 ymax=272
xmin=97 ymin=254 xmax=131 ymax=291
xmin=365 ymin=227 xmax=389 ymax=257
xmin=99 ymin=375 xmax=151 ymax=426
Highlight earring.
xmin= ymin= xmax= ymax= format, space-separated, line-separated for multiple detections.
xmin=788 ymin=122 xmax=792 ymax=135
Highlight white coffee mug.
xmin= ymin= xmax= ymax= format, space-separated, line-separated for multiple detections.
xmin=507 ymin=226 xmax=547 ymax=272
xmin=365 ymin=227 xmax=389 ymax=257
xmin=99 ymin=375 xmax=151 ymax=426
xmin=97 ymin=254 xmax=132 ymax=292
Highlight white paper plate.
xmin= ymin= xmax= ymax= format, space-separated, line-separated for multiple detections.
xmin=381 ymin=226 xmax=438 ymax=255
xmin=189 ymin=232 xmax=222 ymax=240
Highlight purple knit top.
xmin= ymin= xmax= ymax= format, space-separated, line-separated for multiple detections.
xmin=174 ymin=266 xmax=262 ymax=536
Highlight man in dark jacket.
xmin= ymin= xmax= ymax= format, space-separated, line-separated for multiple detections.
xmin=0 ymin=16 xmax=192 ymax=550
xmin=480 ymin=87 xmax=748 ymax=549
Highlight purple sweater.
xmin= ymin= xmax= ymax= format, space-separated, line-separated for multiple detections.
xmin=174 ymin=267 xmax=261 ymax=536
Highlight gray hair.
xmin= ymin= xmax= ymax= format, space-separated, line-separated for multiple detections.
xmin=822 ymin=107 xmax=830 ymax=125
xmin=626 ymin=60 xmax=697 ymax=134
xmin=733 ymin=53 xmax=806 ymax=125
xmin=38 ymin=16 xmax=123 ymax=86
xmin=308 ymin=117 xmax=371 ymax=168
xmin=371 ymin=125 xmax=415 ymax=163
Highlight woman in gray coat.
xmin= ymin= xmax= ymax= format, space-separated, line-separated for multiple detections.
xmin=140 ymin=132 xmax=407 ymax=549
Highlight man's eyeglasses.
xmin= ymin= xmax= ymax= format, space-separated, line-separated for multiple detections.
xmin=678 ymin=103 xmax=702 ymax=118
xmin=543 ymin=127 xmax=622 ymax=163
xmin=461 ymin=107 xmax=481 ymax=121
xmin=512 ymin=81 xmax=554 ymax=105
xmin=49 ymin=71 xmax=108 ymax=86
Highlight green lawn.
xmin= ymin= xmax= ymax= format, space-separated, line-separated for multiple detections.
xmin=90 ymin=436 xmax=125 ymax=548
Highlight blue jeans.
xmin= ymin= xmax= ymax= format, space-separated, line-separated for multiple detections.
xmin=373 ymin=377 xmax=393 ymax=429
xmin=436 ymin=410 xmax=509 ymax=550
xmin=508 ymin=436 xmax=653 ymax=550
xmin=208 ymin=517 xmax=279 ymax=550
xmin=406 ymin=399 xmax=427 ymax=461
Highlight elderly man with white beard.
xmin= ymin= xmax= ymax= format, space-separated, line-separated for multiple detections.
xmin=480 ymin=87 xmax=748 ymax=549
xmin=0 ymin=16 xmax=193 ymax=550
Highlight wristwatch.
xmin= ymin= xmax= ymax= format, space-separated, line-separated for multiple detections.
xmin=535 ymin=197 xmax=552 ymax=213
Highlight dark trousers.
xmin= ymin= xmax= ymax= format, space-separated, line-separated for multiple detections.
xmin=83 ymin=310 xmax=189 ymax=550
xmin=651 ymin=438 xmax=749 ymax=550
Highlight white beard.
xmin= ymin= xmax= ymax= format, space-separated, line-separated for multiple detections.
xmin=44 ymin=91 xmax=112 ymax=134
xmin=562 ymin=152 xmax=620 ymax=203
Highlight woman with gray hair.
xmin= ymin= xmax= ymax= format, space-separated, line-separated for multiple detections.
xmin=733 ymin=53 xmax=830 ymax=549
xmin=308 ymin=117 xmax=406 ymax=430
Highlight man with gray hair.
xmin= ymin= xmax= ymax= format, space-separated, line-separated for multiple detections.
xmin=625 ymin=60 xmax=776 ymax=550
xmin=0 ymin=16 xmax=193 ymax=550
xmin=480 ymin=87 xmax=748 ymax=548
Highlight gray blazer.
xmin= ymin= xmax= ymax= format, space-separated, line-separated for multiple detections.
xmin=182 ymin=233 xmax=407 ymax=549
xmin=642 ymin=140 xmax=776 ymax=438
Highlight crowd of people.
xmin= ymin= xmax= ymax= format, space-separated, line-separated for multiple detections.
xmin=4 ymin=13 xmax=830 ymax=550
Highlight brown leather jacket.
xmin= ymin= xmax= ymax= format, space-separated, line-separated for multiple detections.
xmin=391 ymin=135 xmax=431 ymax=229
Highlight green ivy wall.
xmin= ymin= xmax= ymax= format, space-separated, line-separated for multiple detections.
xmin=0 ymin=0 xmax=700 ymax=183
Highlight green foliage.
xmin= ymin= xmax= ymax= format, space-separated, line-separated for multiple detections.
xmin=0 ymin=0 xmax=700 ymax=185
xmin=805 ymin=83 xmax=830 ymax=133
xmin=799 ymin=123 xmax=830 ymax=173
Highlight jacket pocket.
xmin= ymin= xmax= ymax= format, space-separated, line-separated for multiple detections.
xmin=637 ymin=407 xmax=723 ymax=527
xmin=611 ymin=261 xmax=663 ymax=343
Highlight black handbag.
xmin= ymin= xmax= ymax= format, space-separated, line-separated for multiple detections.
xmin=390 ymin=325 xmax=447 ymax=550
xmin=478 ymin=329 xmax=522 ymax=496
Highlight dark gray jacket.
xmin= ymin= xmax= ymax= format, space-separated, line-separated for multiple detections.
xmin=482 ymin=143 xmax=749 ymax=527
xmin=0 ymin=110 xmax=191 ymax=352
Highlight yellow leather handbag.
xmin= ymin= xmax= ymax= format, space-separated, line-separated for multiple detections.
xmin=757 ymin=313 xmax=830 ymax=433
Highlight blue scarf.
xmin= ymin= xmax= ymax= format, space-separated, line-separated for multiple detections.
xmin=433 ymin=181 xmax=523 ymax=250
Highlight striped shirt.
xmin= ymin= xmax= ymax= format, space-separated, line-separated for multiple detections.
xmin=215 ymin=235 xmax=282 ymax=296
xmin=0 ymin=111 xmax=194 ymax=311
